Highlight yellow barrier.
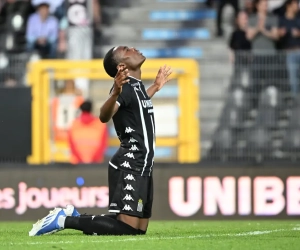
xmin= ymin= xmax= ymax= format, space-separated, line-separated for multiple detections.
xmin=27 ymin=59 xmax=200 ymax=164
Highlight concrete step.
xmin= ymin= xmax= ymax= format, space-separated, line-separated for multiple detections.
xmin=201 ymin=120 xmax=218 ymax=141
xmin=200 ymin=100 xmax=224 ymax=120
xmin=126 ymin=1 xmax=207 ymax=9
xmin=102 ymin=19 xmax=215 ymax=29
xmin=95 ymin=39 xmax=226 ymax=52
xmin=200 ymin=82 xmax=228 ymax=100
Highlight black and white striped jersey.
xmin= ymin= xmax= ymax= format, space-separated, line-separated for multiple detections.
xmin=109 ymin=76 xmax=156 ymax=176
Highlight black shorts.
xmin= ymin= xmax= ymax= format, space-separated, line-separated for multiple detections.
xmin=108 ymin=165 xmax=153 ymax=218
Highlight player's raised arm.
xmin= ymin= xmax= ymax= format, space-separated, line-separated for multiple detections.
xmin=99 ymin=66 xmax=129 ymax=123
xmin=147 ymin=65 xmax=172 ymax=98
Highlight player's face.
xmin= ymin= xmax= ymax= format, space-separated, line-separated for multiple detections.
xmin=115 ymin=46 xmax=146 ymax=70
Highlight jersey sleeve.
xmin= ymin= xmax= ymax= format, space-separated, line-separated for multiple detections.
xmin=116 ymin=83 xmax=132 ymax=107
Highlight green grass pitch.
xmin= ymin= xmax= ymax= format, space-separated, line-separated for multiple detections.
xmin=0 ymin=221 xmax=299 ymax=250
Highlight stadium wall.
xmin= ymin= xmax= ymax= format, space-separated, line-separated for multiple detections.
xmin=0 ymin=164 xmax=300 ymax=221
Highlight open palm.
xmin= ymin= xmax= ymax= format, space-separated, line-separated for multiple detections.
xmin=154 ymin=65 xmax=173 ymax=91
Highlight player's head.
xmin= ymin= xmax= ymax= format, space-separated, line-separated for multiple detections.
xmin=80 ymin=100 xmax=92 ymax=113
xmin=103 ymin=46 xmax=146 ymax=78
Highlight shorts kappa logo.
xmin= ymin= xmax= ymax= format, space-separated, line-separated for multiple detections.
xmin=129 ymin=137 xmax=138 ymax=143
xmin=130 ymin=145 xmax=139 ymax=151
xmin=124 ymin=184 xmax=135 ymax=191
xmin=124 ymin=153 xmax=135 ymax=159
xmin=122 ymin=205 xmax=133 ymax=211
xmin=123 ymin=194 xmax=134 ymax=201
xmin=125 ymin=127 xmax=135 ymax=133
xmin=124 ymin=174 xmax=135 ymax=181
xmin=121 ymin=161 xmax=131 ymax=168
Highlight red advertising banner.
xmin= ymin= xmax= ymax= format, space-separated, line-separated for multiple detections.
xmin=0 ymin=164 xmax=299 ymax=220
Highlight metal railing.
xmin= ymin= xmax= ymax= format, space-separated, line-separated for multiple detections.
xmin=205 ymin=50 xmax=300 ymax=163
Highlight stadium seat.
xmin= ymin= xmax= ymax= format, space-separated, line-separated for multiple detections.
xmin=149 ymin=10 xmax=216 ymax=21
xmin=253 ymin=86 xmax=282 ymax=129
xmin=210 ymin=128 xmax=235 ymax=161
xmin=245 ymin=127 xmax=272 ymax=161
xmin=282 ymin=128 xmax=300 ymax=161
xmin=219 ymin=88 xmax=249 ymax=129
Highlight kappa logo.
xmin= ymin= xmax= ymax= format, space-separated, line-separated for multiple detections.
xmin=124 ymin=174 xmax=135 ymax=181
xmin=122 ymin=205 xmax=133 ymax=211
xmin=110 ymin=203 xmax=117 ymax=207
xmin=125 ymin=127 xmax=135 ymax=133
xmin=124 ymin=184 xmax=135 ymax=191
xmin=123 ymin=194 xmax=134 ymax=201
xmin=124 ymin=153 xmax=135 ymax=159
xmin=130 ymin=145 xmax=139 ymax=151
xmin=129 ymin=137 xmax=138 ymax=143
xmin=121 ymin=161 xmax=131 ymax=168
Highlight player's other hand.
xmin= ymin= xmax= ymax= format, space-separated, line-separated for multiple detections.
xmin=112 ymin=65 xmax=130 ymax=96
xmin=154 ymin=65 xmax=173 ymax=91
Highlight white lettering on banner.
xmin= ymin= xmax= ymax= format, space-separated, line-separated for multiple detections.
xmin=169 ymin=177 xmax=201 ymax=217
xmin=254 ymin=177 xmax=285 ymax=216
xmin=168 ymin=176 xmax=300 ymax=217
xmin=0 ymin=188 xmax=15 ymax=209
xmin=15 ymin=182 xmax=109 ymax=215
xmin=238 ymin=177 xmax=251 ymax=215
xmin=204 ymin=177 xmax=236 ymax=216
xmin=287 ymin=177 xmax=300 ymax=215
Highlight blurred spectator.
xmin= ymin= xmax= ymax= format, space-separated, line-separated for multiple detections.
xmin=247 ymin=0 xmax=278 ymax=53
xmin=69 ymin=100 xmax=108 ymax=164
xmin=26 ymin=2 xmax=58 ymax=58
xmin=0 ymin=0 xmax=33 ymax=26
xmin=229 ymin=11 xmax=252 ymax=88
xmin=32 ymin=0 xmax=66 ymax=19
xmin=229 ymin=11 xmax=252 ymax=61
xmin=58 ymin=79 xmax=83 ymax=96
xmin=279 ymin=0 xmax=300 ymax=97
xmin=244 ymin=0 xmax=255 ymax=16
xmin=52 ymin=80 xmax=84 ymax=143
xmin=61 ymin=0 xmax=101 ymax=60
xmin=247 ymin=0 xmax=279 ymax=107
xmin=216 ymin=0 xmax=240 ymax=37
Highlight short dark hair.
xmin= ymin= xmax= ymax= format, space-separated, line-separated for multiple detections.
xmin=37 ymin=3 xmax=50 ymax=8
xmin=80 ymin=100 xmax=92 ymax=113
xmin=103 ymin=47 xmax=118 ymax=78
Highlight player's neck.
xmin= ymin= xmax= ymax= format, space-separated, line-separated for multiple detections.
xmin=128 ymin=69 xmax=142 ymax=81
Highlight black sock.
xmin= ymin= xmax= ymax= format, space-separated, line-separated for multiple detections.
xmin=138 ymin=229 xmax=146 ymax=235
xmin=65 ymin=216 xmax=139 ymax=236
xmin=80 ymin=213 xmax=117 ymax=220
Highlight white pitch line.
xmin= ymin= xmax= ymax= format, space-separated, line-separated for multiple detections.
xmin=3 ymin=228 xmax=300 ymax=246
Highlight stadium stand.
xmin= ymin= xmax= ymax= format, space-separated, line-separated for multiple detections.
xmin=2 ymin=0 xmax=300 ymax=163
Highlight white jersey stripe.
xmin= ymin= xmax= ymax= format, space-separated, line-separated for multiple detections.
xmin=109 ymin=161 xmax=118 ymax=169
xmin=134 ymin=87 xmax=149 ymax=176
xmin=149 ymin=115 xmax=155 ymax=176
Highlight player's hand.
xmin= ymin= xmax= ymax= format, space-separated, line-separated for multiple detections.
xmin=112 ymin=65 xmax=130 ymax=96
xmin=154 ymin=65 xmax=173 ymax=91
